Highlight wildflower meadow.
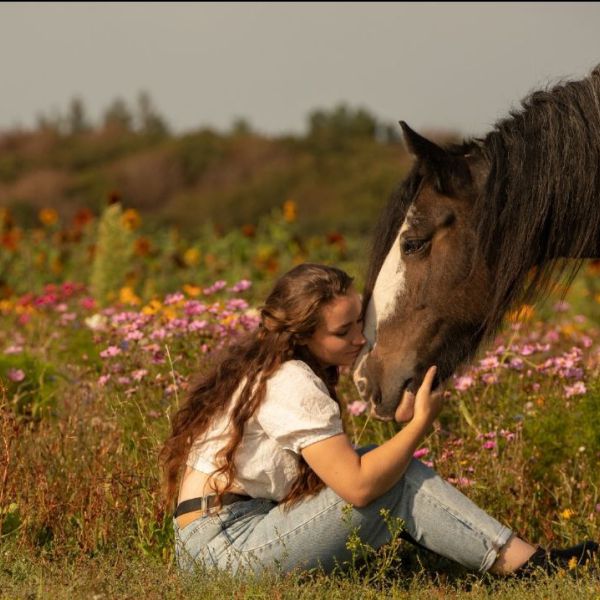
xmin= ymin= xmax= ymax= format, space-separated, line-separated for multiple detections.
xmin=1 ymin=202 xmax=599 ymax=599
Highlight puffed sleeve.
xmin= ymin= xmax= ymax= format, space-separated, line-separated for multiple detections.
xmin=256 ymin=360 xmax=344 ymax=453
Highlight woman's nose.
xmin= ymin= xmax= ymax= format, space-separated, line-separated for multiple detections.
xmin=354 ymin=332 xmax=367 ymax=346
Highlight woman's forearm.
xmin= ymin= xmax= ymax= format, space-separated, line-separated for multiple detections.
xmin=353 ymin=419 xmax=431 ymax=506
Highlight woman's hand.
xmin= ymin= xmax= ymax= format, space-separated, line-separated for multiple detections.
xmin=411 ymin=366 xmax=443 ymax=427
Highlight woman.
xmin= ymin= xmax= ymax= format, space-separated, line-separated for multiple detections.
xmin=161 ymin=263 xmax=597 ymax=577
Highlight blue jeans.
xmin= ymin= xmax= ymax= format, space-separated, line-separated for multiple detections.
xmin=174 ymin=449 xmax=512 ymax=576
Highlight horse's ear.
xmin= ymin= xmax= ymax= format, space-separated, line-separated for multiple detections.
xmin=399 ymin=121 xmax=447 ymax=165
xmin=400 ymin=121 xmax=471 ymax=195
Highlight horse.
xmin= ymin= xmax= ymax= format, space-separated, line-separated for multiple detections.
xmin=353 ymin=64 xmax=600 ymax=420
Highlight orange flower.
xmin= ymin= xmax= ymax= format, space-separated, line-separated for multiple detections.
xmin=73 ymin=208 xmax=94 ymax=229
xmin=183 ymin=284 xmax=202 ymax=297
xmin=241 ymin=224 xmax=256 ymax=238
xmin=183 ymin=248 xmax=201 ymax=267
xmin=134 ymin=237 xmax=152 ymax=256
xmin=121 ymin=209 xmax=141 ymax=231
xmin=283 ymin=200 xmax=297 ymax=223
xmin=1 ymin=228 xmax=21 ymax=251
xmin=587 ymin=259 xmax=600 ymax=276
xmin=119 ymin=286 xmax=141 ymax=306
xmin=38 ymin=208 xmax=59 ymax=226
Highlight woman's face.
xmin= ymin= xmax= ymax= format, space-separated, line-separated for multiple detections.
xmin=304 ymin=288 xmax=367 ymax=367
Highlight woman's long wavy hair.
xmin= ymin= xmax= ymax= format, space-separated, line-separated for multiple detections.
xmin=160 ymin=263 xmax=354 ymax=509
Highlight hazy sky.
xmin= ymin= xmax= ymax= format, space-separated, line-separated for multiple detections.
xmin=1 ymin=2 xmax=599 ymax=138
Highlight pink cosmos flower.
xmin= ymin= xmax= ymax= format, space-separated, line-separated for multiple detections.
xmin=479 ymin=356 xmax=499 ymax=369
xmin=447 ymin=477 xmax=474 ymax=487
xmin=100 ymin=346 xmax=121 ymax=358
xmin=564 ymin=381 xmax=586 ymax=398
xmin=347 ymin=400 xmax=368 ymax=416
xmin=98 ymin=374 xmax=111 ymax=386
xmin=553 ymin=301 xmax=570 ymax=312
xmin=483 ymin=440 xmax=497 ymax=450
xmin=204 ymin=280 xmax=227 ymax=295
xmin=80 ymin=297 xmax=96 ymax=311
xmin=125 ymin=330 xmax=144 ymax=341
xmin=7 ymin=368 xmax=25 ymax=382
xmin=454 ymin=375 xmax=474 ymax=391
xmin=500 ymin=430 xmax=516 ymax=441
xmin=188 ymin=320 xmax=208 ymax=332
xmin=150 ymin=328 xmax=167 ymax=341
xmin=184 ymin=300 xmax=206 ymax=316
xmin=227 ymin=299 xmax=249 ymax=310
xmin=164 ymin=292 xmax=185 ymax=306
xmin=131 ymin=369 xmax=148 ymax=381
xmin=230 ymin=279 xmax=252 ymax=293
xmin=413 ymin=447 xmax=430 ymax=459
xmin=481 ymin=373 xmax=498 ymax=385
xmin=4 ymin=345 xmax=23 ymax=355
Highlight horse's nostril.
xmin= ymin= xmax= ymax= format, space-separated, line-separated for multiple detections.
xmin=373 ymin=389 xmax=382 ymax=406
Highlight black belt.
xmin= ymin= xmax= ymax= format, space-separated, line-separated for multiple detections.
xmin=174 ymin=493 xmax=250 ymax=517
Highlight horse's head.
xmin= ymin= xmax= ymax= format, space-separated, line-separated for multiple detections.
xmin=354 ymin=123 xmax=492 ymax=420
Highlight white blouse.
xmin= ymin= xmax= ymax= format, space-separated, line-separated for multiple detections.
xmin=186 ymin=360 xmax=344 ymax=501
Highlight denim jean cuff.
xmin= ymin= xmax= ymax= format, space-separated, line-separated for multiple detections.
xmin=479 ymin=525 xmax=514 ymax=572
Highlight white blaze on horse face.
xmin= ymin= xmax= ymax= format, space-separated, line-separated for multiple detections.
xmin=352 ymin=217 xmax=410 ymax=401
xmin=366 ymin=220 xmax=409 ymax=341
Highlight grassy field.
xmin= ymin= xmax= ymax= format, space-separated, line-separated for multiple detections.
xmin=1 ymin=205 xmax=599 ymax=598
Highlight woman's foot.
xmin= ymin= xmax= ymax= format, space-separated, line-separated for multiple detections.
xmin=513 ymin=540 xmax=599 ymax=578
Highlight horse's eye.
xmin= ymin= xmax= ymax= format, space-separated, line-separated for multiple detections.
xmin=402 ymin=238 xmax=429 ymax=256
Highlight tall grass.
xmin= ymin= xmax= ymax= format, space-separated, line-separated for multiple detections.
xmin=1 ymin=212 xmax=599 ymax=598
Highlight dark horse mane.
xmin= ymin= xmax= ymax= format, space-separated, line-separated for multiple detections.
xmin=365 ymin=64 xmax=600 ymax=338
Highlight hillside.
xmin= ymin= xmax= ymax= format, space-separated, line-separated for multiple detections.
xmin=0 ymin=102 xmax=458 ymax=238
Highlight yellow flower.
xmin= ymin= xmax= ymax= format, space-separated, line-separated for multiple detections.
xmin=507 ymin=304 xmax=535 ymax=323
xmin=38 ymin=208 xmax=59 ymax=226
xmin=283 ymin=200 xmax=297 ymax=223
xmin=142 ymin=299 xmax=162 ymax=315
xmin=183 ymin=248 xmax=201 ymax=267
xmin=121 ymin=209 xmax=141 ymax=231
xmin=0 ymin=299 xmax=12 ymax=313
xmin=119 ymin=286 xmax=141 ymax=306
xmin=162 ymin=307 xmax=177 ymax=321
xmin=568 ymin=556 xmax=578 ymax=570
xmin=560 ymin=508 xmax=575 ymax=520
xmin=183 ymin=284 xmax=202 ymax=297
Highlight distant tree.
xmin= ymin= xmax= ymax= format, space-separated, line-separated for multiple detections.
xmin=231 ymin=117 xmax=253 ymax=136
xmin=136 ymin=91 xmax=169 ymax=137
xmin=35 ymin=111 xmax=62 ymax=135
xmin=103 ymin=98 xmax=133 ymax=132
xmin=307 ymin=104 xmax=378 ymax=149
xmin=67 ymin=96 xmax=91 ymax=135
